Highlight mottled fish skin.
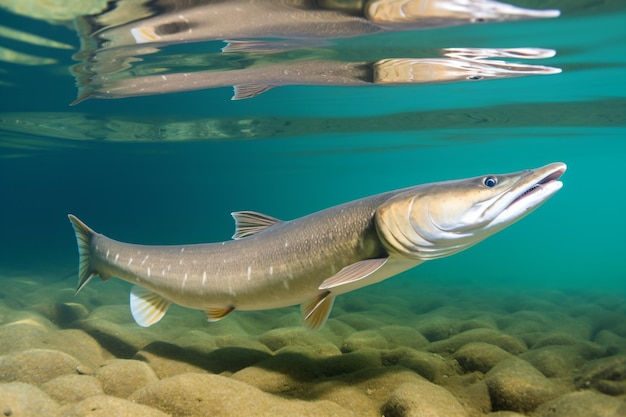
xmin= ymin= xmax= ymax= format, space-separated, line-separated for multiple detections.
xmin=75 ymin=190 xmax=393 ymax=310
xmin=69 ymin=163 xmax=566 ymax=329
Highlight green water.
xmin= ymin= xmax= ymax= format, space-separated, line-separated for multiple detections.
xmin=0 ymin=0 xmax=625 ymax=296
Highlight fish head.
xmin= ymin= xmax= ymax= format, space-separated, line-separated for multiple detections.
xmin=365 ymin=0 xmax=560 ymax=28
xmin=375 ymin=162 xmax=566 ymax=260
xmin=372 ymin=57 xmax=561 ymax=84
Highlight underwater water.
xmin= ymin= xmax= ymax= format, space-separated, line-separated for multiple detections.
xmin=0 ymin=0 xmax=625 ymax=416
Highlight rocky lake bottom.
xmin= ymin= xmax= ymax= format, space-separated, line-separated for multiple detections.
xmin=1 ymin=271 xmax=625 ymax=417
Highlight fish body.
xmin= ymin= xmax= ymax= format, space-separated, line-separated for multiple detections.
xmin=69 ymin=163 xmax=566 ymax=329
xmin=75 ymin=50 xmax=560 ymax=102
xmin=81 ymin=0 xmax=559 ymax=47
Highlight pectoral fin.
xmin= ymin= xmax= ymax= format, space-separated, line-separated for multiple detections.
xmin=130 ymin=286 xmax=171 ymax=327
xmin=231 ymin=211 xmax=282 ymax=239
xmin=206 ymin=306 xmax=235 ymax=322
xmin=319 ymin=258 xmax=388 ymax=290
xmin=301 ymin=291 xmax=335 ymax=331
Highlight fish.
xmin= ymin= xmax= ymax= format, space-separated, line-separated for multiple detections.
xmin=72 ymin=48 xmax=561 ymax=102
xmin=68 ymin=162 xmax=566 ymax=330
xmin=71 ymin=0 xmax=560 ymax=100
xmin=79 ymin=0 xmax=559 ymax=48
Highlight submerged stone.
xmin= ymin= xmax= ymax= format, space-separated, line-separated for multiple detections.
xmin=381 ymin=381 xmax=469 ymax=417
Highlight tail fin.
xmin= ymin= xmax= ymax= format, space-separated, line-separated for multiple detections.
xmin=68 ymin=214 xmax=98 ymax=294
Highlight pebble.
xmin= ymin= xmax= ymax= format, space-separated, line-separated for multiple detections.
xmin=0 ymin=348 xmax=82 ymax=385
xmin=575 ymin=355 xmax=626 ymax=395
xmin=533 ymin=390 xmax=626 ymax=417
xmin=381 ymin=381 xmax=469 ymax=417
xmin=0 ymin=382 xmax=60 ymax=417
xmin=62 ymin=394 xmax=169 ymax=417
xmin=129 ymin=373 xmax=358 ymax=417
xmin=40 ymin=374 xmax=103 ymax=405
xmin=454 ymin=342 xmax=514 ymax=373
xmin=96 ymin=359 xmax=159 ymax=398
xmin=428 ymin=328 xmax=527 ymax=355
xmin=485 ymin=358 xmax=562 ymax=413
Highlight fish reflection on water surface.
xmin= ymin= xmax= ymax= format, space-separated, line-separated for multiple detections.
xmin=71 ymin=0 xmax=561 ymax=102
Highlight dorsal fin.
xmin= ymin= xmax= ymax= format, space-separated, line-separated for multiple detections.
xmin=231 ymin=211 xmax=282 ymax=239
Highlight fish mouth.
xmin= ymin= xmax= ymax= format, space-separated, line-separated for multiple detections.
xmin=509 ymin=163 xmax=566 ymax=207
xmin=509 ymin=163 xmax=567 ymax=206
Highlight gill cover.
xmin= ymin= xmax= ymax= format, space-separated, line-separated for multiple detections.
xmin=374 ymin=163 xmax=565 ymax=261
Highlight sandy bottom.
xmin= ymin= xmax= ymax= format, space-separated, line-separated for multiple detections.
xmin=1 ymin=271 xmax=625 ymax=417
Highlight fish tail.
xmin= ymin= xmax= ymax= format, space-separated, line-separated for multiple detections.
xmin=68 ymin=214 xmax=99 ymax=294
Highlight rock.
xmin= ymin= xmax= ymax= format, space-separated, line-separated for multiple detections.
xmin=533 ymin=391 xmax=626 ymax=417
xmin=428 ymin=328 xmax=527 ymax=355
xmin=0 ymin=323 xmax=107 ymax=371
xmin=0 ymin=320 xmax=107 ymax=369
xmin=495 ymin=311 xmax=551 ymax=334
xmin=0 ymin=382 xmax=61 ymax=417
xmin=130 ymin=373 xmax=358 ymax=417
xmin=96 ymin=359 xmax=159 ymax=398
xmin=324 ymin=318 xmax=357 ymax=340
xmin=453 ymin=381 xmax=491 ymax=416
xmin=0 ymin=349 xmax=82 ymax=385
xmin=318 ymin=348 xmax=382 ymax=377
xmin=415 ymin=316 xmax=459 ymax=342
xmin=341 ymin=326 xmax=428 ymax=353
xmin=0 ymin=316 xmax=54 ymax=355
xmin=381 ymin=381 xmax=469 ymax=417
xmin=258 ymin=326 xmax=340 ymax=355
xmin=134 ymin=341 xmax=208 ymax=379
xmin=344 ymin=365 xmax=428 ymax=404
xmin=45 ymin=329 xmax=109 ymax=370
xmin=342 ymin=329 xmax=392 ymax=352
xmin=575 ymin=355 xmax=626 ymax=395
xmin=86 ymin=305 xmax=135 ymax=324
xmin=594 ymin=330 xmax=626 ymax=355
xmin=307 ymin=383 xmax=379 ymax=417
xmin=381 ymin=347 xmax=458 ymax=382
xmin=63 ymin=394 xmax=169 ymax=417
xmin=531 ymin=333 xmax=578 ymax=348
xmin=336 ymin=313 xmax=387 ymax=330
xmin=40 ymin=374 xmax=103 ymax=405
xmin=170 ymin=329 xmax=218 ymax=353
xmin=214 ymin=333 xmax=272 ymax=351
xmin=202 ymin=346 xmax=273 ymax=374
xmin=78 ymin=318 xmax=154 ymax=358
xmin=454 ymin=342 xmax=514 ymax=373
xmin=485 ymin=358 xmax=562 ymax=413
xmin=29 ymin=302 xmax=89 ymax=326
xmin=232 ymin=345 xmax=321 ymax=394
xmin=520 ymin=345 xmax=587 ymax=378
xmin=458 ymin=318 xmax=497 ymax=332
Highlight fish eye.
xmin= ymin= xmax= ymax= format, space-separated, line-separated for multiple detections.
xmin=483 ymin=176 xmax=498 ymax=187
xmin=467 ymin=75 xmax=482 ymax=80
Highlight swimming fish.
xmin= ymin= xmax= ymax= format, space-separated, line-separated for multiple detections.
xmin=69 ymin=162 xmax=566 ymax=330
